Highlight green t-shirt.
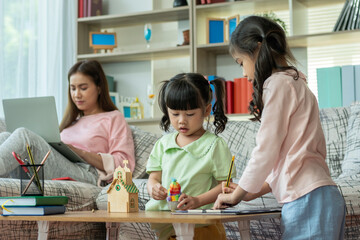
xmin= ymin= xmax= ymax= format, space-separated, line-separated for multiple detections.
xmin=145 ymin=131 xmax=236 ymax=211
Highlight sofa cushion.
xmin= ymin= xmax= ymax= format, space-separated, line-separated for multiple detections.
xmin=217 ymin=121 xmax=260 ymax=178
xmin=339 ymin=103 xmax=360 ymax=177
xmin=130 ymin=125 xmax=161 ymax=179
xmin=319 ymin=106 xmax=350 ymax=178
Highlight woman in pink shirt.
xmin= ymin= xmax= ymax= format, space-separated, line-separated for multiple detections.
xmin=0 ymin=60 xmax=135 ymax=186
xmin=213 ymin=16 xmax=345 ymax=239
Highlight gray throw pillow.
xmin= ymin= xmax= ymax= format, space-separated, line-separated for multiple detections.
xmin=339 ymin=102 xmax=360 ymax=178
xmin=130 ymin=125 xmax=161 ymax=179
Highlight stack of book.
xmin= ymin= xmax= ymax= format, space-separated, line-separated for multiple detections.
xmin=333 ymin=0 xmax=360 ymax=31
xmin=78 ymin=0 xmax=102 ymax=18
xmin=317 ymin=65 xmax=360 ymax=108
xmin=0 ymin=196 xmax=68 ymax=216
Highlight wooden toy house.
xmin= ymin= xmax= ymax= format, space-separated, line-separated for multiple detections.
xmin=107 ymin=160 xmax=139 ymax=213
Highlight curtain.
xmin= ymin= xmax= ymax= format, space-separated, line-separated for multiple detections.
xmin=0 ymin=0 xmax=76 ymax=120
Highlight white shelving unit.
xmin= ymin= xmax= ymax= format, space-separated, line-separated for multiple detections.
xmin=77 ymin=0 xmax=358 ymax=132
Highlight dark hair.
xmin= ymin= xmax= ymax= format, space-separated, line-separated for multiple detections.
xmin=59 ymin=60 xmax=118 ymax=131
xmin=229 ymin=15 xmax=298 ymax=121
xmin=158 ymin=73 xmax=227 ymax=135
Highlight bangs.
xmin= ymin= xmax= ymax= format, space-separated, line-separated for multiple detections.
xmin=165 ymin=80 xmax=202 ymax=110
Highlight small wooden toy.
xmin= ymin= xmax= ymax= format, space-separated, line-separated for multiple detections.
xmin=107 ymin=160 xmax=139 ymax=213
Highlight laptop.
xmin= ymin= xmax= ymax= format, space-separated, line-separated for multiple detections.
xmin=2 ymin=96 xmax=85 ymax=164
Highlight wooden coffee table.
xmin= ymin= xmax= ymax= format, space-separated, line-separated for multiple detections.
xmin=0 ymin=210 xmax=281 ymax=240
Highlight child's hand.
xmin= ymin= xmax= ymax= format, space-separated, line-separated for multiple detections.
xmin=213 ymin=193 xmax=234 ymax=209
xmin=177 ymin=193 xmax=199 ymax=210
xmin=150 ymin=183 xmax=167 ymax=200
xmin=222 ymin=181 xmax=238 ymax=194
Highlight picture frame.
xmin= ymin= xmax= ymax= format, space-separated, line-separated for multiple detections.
xmin=89 ymin=31 xmax=117 ymax=53
xmin=206 ymin=18 xmax=226 ymax=44
xmin=227 ymin=15 xmax=239 ymax=42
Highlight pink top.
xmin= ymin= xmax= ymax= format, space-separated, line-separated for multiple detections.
xmin=238 ymin=71 xmax=335 ymax=203
xmin=60 ymin=110 xmax=135 ymax=185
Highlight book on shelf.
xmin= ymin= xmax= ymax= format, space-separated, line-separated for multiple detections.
xmin=234 ymin=78 xmax=242 ymax=113
xmin=341 ymin=65 xmax=356 ymax=106
xmin=78 ymin=0 xmax=84 ymax=18
xmin=87 ymin=0 xmax=102 ymax=17
xmin=334 ymin=0 xmax=360 ymax=31
xmin=355 ymin=65 xmax=360 ymax=101
xmin=317 ymin=66 xmax=343 ymax=108
xmin=234 ymin=77 xmax=251 ymax=114
xmin=0 ymin=196 xmax=68 ymax=207
xmin=240 ymin=77 xmax=248 ymax=113
xmin=78 ymin=0 xmax=102 ymax=18
xmin=226 ymin=81 xmax=234 ymax=114
xmin=1 ymin=205 xmax=66 ymax=216
xmin=208 ymin=75 xmax=217 ymax=115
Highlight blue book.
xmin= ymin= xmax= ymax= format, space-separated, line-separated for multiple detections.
xmin=341 ymin=65 xmax=355 ymax=106
xmin=317 ymin=67 xmax=342 ymax=108
xmin=1 ymin=205 xmax=66 ymax=216
xmin=355 ymin=65 xmax=360 ymax=101
xmin=208 ymin=75 xmax=217 ymax=115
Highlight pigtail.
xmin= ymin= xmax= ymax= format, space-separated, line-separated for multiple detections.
xmin=210 ymin=78 xmax=228 ymax=134
xmin=158 ymin=80 xmax=171 ymax=132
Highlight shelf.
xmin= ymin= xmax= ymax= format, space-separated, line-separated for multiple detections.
xmin=196 ymin=30 xmax=360 ymax=54
xmin=197 ymin=42 xmax=229 ymax=55
xmin=288 ymin=30 xmax=360 ymax=47
xmin=77 ymin=45 xmax=190 ymax=63
xmin=227 ymin=114 xmax=252 ymax=121
xmin=78 ymin=6 xmax=189 ymax=28
xmin=126 ymin=117 xmax=161 ymax=124
xmin=196 ymin=0 xmax=289 ymax=13
xmin=195 ymin=0 xmax=344 ymax=12
xmin=296 ymin=0 xmax=345 ymax=8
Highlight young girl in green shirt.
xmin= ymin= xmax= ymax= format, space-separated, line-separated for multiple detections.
xmin=146 ymin=73 xmax=236 ymax=240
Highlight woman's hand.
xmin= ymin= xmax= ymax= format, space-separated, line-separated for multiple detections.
xmin=177 ymin=193 xmax=200 ymax=210
xmin=151 ymin=183 xmax=167 ymax=200
xmin=67 ymin=144 xmax=104 ymax=171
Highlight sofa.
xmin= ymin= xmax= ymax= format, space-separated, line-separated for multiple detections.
xmin=1 ymin=103 xmax=360 ymax=239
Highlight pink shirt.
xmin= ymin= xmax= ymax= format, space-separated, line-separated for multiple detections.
xmin=60 ymin=110 xmax=135 ymax=184
xmin=238 ymin=71 xmax=335 ymax=203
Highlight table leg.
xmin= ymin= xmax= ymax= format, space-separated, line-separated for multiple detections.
xmin=37 ymin=220 xmax=49 ymax=240
xmin=106 ymin=222 xmax=120 ymax=240
xmin=237 ymin=220 xmax=251 ymax=240
xmin=172 ymin=223 xmax=195 ymax=240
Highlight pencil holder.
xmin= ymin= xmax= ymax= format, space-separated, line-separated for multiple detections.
xmin=18 ymin=164 xmax=44 ymax=196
